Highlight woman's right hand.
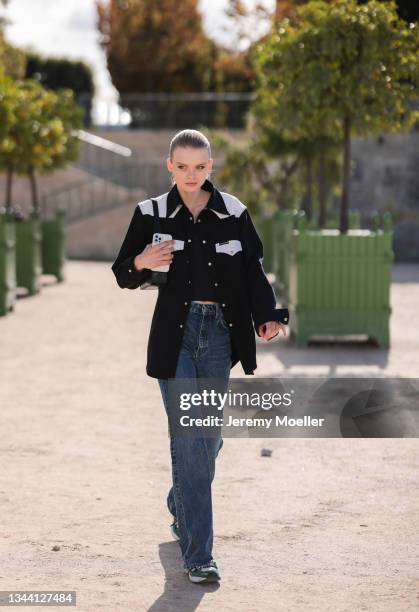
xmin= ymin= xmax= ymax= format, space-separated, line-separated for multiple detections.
xmin=134 ymin=239 xmax=175 ymax=271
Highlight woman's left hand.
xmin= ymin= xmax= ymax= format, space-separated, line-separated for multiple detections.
xmin=258 ymin=321 xmax=288 ymax=341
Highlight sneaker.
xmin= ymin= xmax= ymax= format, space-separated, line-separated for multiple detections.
xmin=186 ymin=560 xmax=221 ymax=584
xmin=170 ymin=520 xmax=180 ymax=542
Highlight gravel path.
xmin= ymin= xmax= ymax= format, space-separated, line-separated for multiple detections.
xmin=0 ymin=261 xmax=418 ymax=611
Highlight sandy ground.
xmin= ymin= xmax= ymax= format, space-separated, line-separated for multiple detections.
xmin=0 ymin=260 xmax=418 ymax=612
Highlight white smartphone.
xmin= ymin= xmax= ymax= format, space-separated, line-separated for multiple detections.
xmin=151 ymin=233 xmax=184 ymax=272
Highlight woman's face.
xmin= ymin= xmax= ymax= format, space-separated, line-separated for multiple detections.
xmin=167 ymin=146 xmax=213 ymax=192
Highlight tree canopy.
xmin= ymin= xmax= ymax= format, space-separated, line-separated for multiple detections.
xmin=0 ymin=0 xmax=25 ymax=79
xmin=251 ymin=0 xmax=419 ymax=231
xmin=96 ymin=0 xmax=215 ymax=93
xmin=0 ymin=70 xmax=83 ymax=209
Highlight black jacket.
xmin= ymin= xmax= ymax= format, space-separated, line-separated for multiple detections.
xmin=111 ymin=179 xmax=288 ymax=379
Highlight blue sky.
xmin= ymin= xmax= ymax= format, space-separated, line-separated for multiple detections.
xmin=4 ymin=0 xmax=274 ymax=105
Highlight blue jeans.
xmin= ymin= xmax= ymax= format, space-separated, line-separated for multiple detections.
xmin=158 ymin=302 xmax=232 ymax=571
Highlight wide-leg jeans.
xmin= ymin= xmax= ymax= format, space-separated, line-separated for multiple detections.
xmin=158 ymin=302 xmax=231 ymax=571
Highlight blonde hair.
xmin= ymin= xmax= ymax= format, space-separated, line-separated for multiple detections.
xmin=169 ymin=129 xmax=211 ymax=160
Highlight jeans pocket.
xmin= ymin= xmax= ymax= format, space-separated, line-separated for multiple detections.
xmin=216 ymin=310 xmax=229 ymax=332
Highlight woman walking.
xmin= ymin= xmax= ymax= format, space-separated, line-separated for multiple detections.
xmin=111 ymin=129 xmax=288 ymax=584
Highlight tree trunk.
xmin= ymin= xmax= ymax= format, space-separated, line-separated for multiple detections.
xmin=5 ymin=165 xmax=13 ymax=210
xmin=29 ymin=167 xmax=39 ymax=212
xmin=301 ymin=157 xmax=313 ymax=221
xmin=318 ymin=145 xmax=327 ymax=228
xmin=340 ymin=115 xmax=351 ymax=234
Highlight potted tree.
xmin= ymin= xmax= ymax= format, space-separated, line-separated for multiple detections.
xmin=0 ymin=69 xmax=18 ymax=315
xmin=1 ymin=78 xmax=82 ymax=293
xmin=38 ymin=88 xmax=82 ymax=282
xmin=252 ymin=0 xmax=419 ymax=346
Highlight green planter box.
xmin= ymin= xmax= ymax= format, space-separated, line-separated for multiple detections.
xmin=42 ymin=209 xmax=66 ymax=282
xmin=272 ymin=209 xmax=302 ymax=301
xmin=254 ymin=208 xmax=364 ymax=308
xmin=255 ymin=208 xmax=361 ymax=302
xmin=15 ymin=210 xmax=42 ymax=296
xmin=288 ymin=213 xmax=393 ymax=348
xmin=0 ymin=212 xmax=17 ymax=316
xmin=253 ymin=215 xmax=276 ymax=275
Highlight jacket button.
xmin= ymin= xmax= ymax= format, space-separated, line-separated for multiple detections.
xmin=186 ymin=260 xmax=190 ymax=264
xmin=202 ymin=239 xmax=206 ymax=243
xmin=208 ymin=262 xmax=212 ymax=266
xmin=214 ymin=282 xmax=218 ymax=286
xmin=189 ymin=216 xmax=193 ymax=221
xmin=222 ymin=303 xmax=226 ymax=307
xmin=197 ymin=219 xmax=201 ymax=223
xmin=184 ymin=301 xmax=188 ymax=305
xmin=229 ymin=323 xmax=233 ymax=327
xmin=180 ymin=324 xmax=183 ymax=328
xmin=188 ymin=238 xmax=192 ymax=242
xmin=188 ymin=280 xmax=191 ymax=284
xmin=128 ymin=269 xmax=132 ymax=273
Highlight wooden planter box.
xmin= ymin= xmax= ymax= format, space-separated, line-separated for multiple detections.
xmin=0 ymin=212 xmax=16 ymax=316
xmin=288 ymin=213 xmax=393 ymax=348
xmin=253 ymin=215 xmax=276 ymax=276
xmin=42 ymin=209 xmax=66 ymax=282
xmin=272 ymin=209 xmax=300 ymax=299
xmin=15 ymin=211 xmax=42 ymax=296
xmin=255 ymin=209 xmax=362 ymax=302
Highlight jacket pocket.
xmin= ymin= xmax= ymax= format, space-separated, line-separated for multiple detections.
xmin=215 ymin=239 xmax=243 ymax=256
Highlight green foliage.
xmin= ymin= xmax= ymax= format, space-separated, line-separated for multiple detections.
xmin=0 ymin=67 xmax=17 ymax=143
xmin=0 ymin=70 xmax=83 ymax=207
xmin=0 ymin=76 xmax=82 ymax=174
xmin=0 ymin=0 xmax=26 ymax=78
xmin=357 ymin=0 xmax=419 ymax=23
xmin=252 ymin=0 xmax=419 ymax=141
xmin=206 ymin=130 xmax=280 ymax=214
xmin=249 ymin=0 xmax=419 ymax=230
xmin=0 ymin=32 xmax=26 ymax=78
xmin=206 ymin=126 xmax=340 ymax=215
